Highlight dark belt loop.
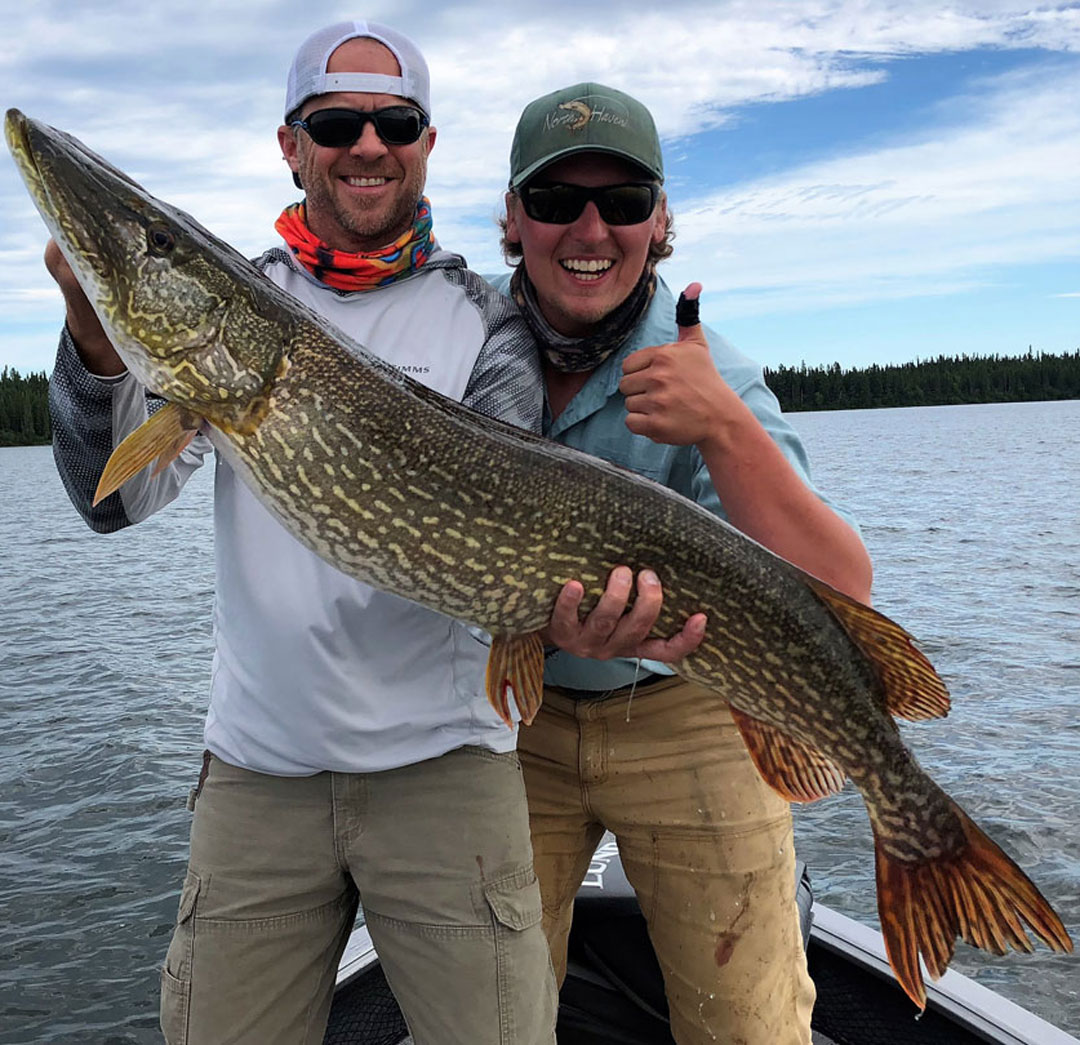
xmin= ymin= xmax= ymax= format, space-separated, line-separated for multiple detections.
xmin=186 ymin=749 xmax=213 ymax=812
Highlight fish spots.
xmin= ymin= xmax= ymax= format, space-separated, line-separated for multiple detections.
xmin=421 ymin=543 xmax=458 ymax=568
xmin=331 ymin=484 xmax=375 ymax=521
xmin=294 ymin=465 xmax=322 ymax=498
xmin=310 ymin=425 xmax=335 ymax=458
xmin=269 ymin=430 xmax=296 ymax=461
xmin=392 ymin=518 xmax=422 ymax=539
xmin=445 ymin=527 xmax=480 ymax=549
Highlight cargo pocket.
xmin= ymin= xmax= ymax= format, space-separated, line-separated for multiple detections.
xmin=482 ymin=869 xmax=557 ymax=1034
xmin=483 ymin=868 xmax=543 ymax=932
xmin=159 ymin=870 xmax=201 ymax=1045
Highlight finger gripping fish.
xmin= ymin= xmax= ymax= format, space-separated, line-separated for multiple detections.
xmin=7 ymin=108 xmax=1071 ymax=1009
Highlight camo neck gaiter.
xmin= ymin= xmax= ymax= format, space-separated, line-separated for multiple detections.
xmin=274 ymin=197 xmax=434 ymax=292
xmin=509 ymin=262 xmax=657 ymax=373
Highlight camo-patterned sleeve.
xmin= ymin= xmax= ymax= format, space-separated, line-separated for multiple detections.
xmin=449 ymin=267 xmax=543 ymax=434
xmin=49 ymin=326 xmax=212 ymax=532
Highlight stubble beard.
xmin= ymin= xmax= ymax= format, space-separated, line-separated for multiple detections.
xmin=300 ymin=147 xmax=428 ymax=252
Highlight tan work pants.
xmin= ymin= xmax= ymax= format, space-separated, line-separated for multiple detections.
xmin=519 ymin=677 xmax=815 ymax=1045
xmin=160 ymin=747 xmax=557 ymax=1045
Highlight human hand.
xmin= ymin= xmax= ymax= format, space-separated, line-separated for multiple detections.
xmin=543 ymin=566 xmax=706 ymax=663
xmin=44 ymin=239 xmax=124 ymax=376
xmin=618 ymin=282 xmax=736 ymax=447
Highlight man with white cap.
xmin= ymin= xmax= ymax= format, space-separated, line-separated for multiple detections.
xmin=45 ymin=20 xmax=557 ymax=1045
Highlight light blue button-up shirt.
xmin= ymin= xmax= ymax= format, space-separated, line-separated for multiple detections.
xmin=488 ymin=272 xmax=854 ymax=693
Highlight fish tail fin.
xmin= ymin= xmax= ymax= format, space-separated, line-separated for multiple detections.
xmin=874 ymin=799 xmax=1073 ymax=1010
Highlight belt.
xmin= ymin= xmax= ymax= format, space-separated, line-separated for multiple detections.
xmin=548 ymin=671 xmax=666 ymax=699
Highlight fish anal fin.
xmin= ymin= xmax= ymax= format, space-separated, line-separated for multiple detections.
xmin=485 ymin=632 xmax=545 ymax=730
xmin=728 ymin=705 xmax=846 ymax=803
xmin=873 ymin=799 xmax=1073 ymax=1011
xmin=806 ymin=578 xmax=950 ymax=721
xmin=93 ymin=402 xmax=201 ymax=506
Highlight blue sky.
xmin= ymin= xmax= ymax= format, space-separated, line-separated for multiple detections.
xmin=2 ymin=1 xmax=1078 ymax=375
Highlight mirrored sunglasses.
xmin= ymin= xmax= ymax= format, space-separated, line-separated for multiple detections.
xmin=517 ymin=182 xmax=660 ymax=226
xmin=291 ymin=106 xmax=429 ymax=148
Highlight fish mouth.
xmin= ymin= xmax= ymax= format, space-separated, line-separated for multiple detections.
xmin=5 ymin=109 xmax=48 ymax=210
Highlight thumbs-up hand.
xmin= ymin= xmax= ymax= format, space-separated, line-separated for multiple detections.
xmin=618 ymin=283 xmax=735 ymax=446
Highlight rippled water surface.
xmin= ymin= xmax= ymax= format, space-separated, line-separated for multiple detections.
xmin=2 ymin=400 xmax=1078 ymax=1042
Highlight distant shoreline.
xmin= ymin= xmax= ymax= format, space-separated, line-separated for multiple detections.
xmin=3 ymin=350 xmax=1078 ymax=445
xmin=765 ymin=349 xmax=1080 ymax=412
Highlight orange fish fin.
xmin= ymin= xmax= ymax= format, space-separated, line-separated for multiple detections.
xmin=728 ymin=706 xmax=846 ymax=802
xmin=485 ymin=632 xmax=545 ymax=730
xmin=93 ymin=403 xmax=201 ymax=506
xmin=150 ymin=428 xmax=198 ymax=478
xmin=805 ymin=577 xmax=950 ymax=721
xmin=874 ymin=799 xmax=1073 ymax=1011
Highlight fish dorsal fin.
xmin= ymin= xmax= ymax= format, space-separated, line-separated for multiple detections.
xmin=805 ymin=577 xmax=950 ymax=721
xmin=729 ymin=705 xmax=846 ymax=803
xmin=92 ymin=402 xmax=201 ymax=506
xmin=485 ymin=632 xmax=545 ymax=729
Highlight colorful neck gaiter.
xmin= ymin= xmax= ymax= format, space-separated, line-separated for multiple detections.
xmin=274 ymin=197 xmax=434 ymax=291
xmin=509 ymin=263 xmax=657 ymax=373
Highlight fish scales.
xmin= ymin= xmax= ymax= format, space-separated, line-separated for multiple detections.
xmin=6 ymin=108 xmax=1071 ymax=1010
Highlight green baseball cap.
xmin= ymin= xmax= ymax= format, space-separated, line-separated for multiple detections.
xmin=509 ymin=82 xmax=664 ymax=190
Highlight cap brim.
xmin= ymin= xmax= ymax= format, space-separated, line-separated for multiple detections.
xmin=511 ymin=144 xmax=662 ymax=189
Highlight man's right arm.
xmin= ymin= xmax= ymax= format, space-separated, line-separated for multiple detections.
xmin=46 ymin=241 xmax=211 ymax=532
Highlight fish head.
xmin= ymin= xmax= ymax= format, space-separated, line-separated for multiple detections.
xmin=5 ymin=109 xmax=287 ymax=433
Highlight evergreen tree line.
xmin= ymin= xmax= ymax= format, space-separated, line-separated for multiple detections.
xmin=765 ymin=349 xmax=1080 ymax=412
xmin=2 ymin=350 xmax=1079 ymax=446
xmin=0 ymin=368 xmax=51 ymax=446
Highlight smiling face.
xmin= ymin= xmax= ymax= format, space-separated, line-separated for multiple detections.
xmin=505 ymin=153 xmax=667 ymax=337
xmin=277 ymin=37 xmax=436 ymax=253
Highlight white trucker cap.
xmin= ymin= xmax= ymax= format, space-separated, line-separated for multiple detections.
xmin=284 ymin=20 xmax=431 ymax=120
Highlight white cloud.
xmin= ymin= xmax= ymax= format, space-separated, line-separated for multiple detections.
xmin=658 ymin=62 xmax=1080 ymax=316
xmin=3 ymin=1 xmax=1080 ymax=371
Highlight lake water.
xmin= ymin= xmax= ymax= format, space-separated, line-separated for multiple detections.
xmin=1 ymin=400 xmax=1078 ymax=1043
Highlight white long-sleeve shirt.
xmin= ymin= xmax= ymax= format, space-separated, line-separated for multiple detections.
xmin=50 ymin=246 xmax=542 ymax=775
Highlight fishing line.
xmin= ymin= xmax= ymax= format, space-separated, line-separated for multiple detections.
xmin=626 ymin=657 xmax=643 ymax=722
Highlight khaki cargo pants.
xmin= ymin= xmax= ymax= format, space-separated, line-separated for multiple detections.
xmin=160 ymin=746 xmax=557 ymax=1045
xmin=519 ymin=677 xmax=815 ymax=1045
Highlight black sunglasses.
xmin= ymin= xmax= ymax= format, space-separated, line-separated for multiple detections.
xmin=291 ymin=106 xmax=429 ymax=148
xmin=517 ymin=182 xmax=660 ymax=226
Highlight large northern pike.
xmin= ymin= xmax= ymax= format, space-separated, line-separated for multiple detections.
xmin=7 ymin=108 xmax=1071 ymax=1008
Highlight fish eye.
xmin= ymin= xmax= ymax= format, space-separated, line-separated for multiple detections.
xmin=146 ymin=223 xmax=176 ymax=255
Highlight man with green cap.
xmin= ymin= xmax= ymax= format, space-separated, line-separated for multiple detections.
xmin=491 ymin=83 xmax=874 ymax=1044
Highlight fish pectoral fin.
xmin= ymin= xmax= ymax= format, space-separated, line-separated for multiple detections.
xmin=92 ymin=402 xmax=202 ymax=506
xmin=873 ymin=799 xmax=1073 ymax=1011
xmin=805 ymin=577 xmax=950 ymax=721
xmin=729 ymin=706 xmax=846 ymax=802
xmin=485 ymin=632 xmax=545 ymax=730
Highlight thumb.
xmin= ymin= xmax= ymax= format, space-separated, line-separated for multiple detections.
xmin=675 ymin=282 xmax=703 ymax=341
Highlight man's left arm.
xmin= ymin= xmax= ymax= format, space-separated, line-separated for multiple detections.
xmin=618 ymin=291 xmax=873 ymax=604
